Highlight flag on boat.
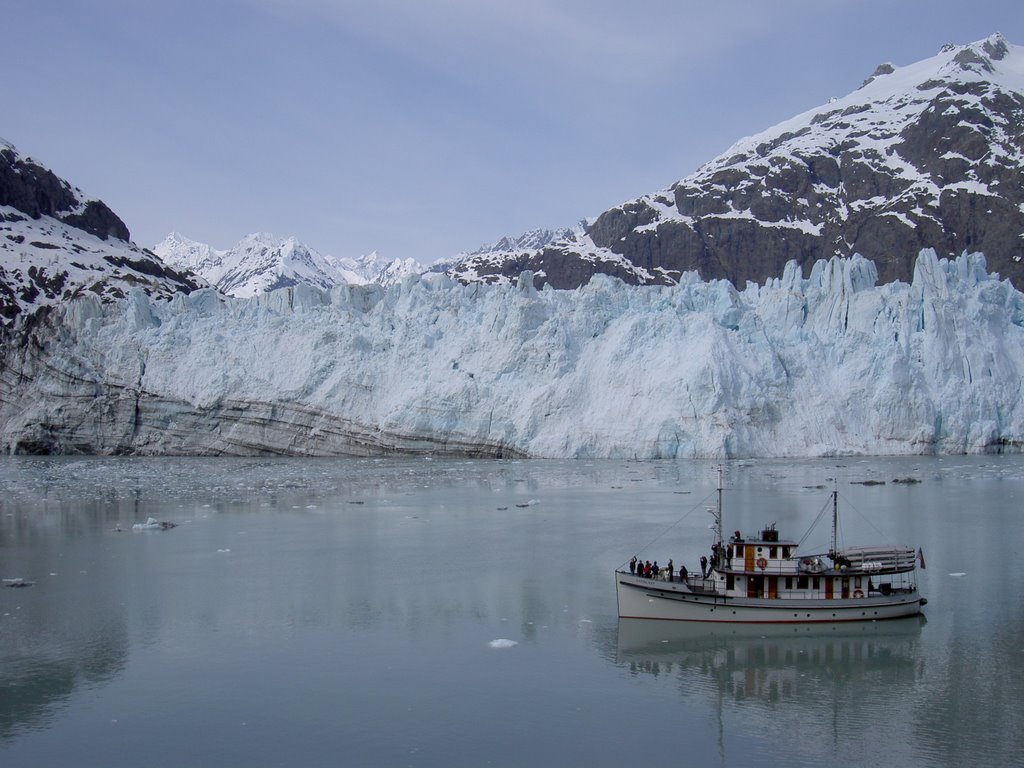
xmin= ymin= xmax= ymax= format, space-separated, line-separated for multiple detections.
xmin=918 ymin=547 xmax=927 ymax=569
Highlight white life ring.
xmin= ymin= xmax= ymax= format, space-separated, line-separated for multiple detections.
xmin=756 ymin=557 xmax=768 ymax=570
xmin=853 ymin=589 xmax=864 ymax=598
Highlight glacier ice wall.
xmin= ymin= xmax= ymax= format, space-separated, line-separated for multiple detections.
xmin=1 ymin=250 xmax=1022 ymax=458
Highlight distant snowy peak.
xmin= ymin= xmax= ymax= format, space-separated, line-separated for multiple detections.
xmin=328 ymin=250 xmax=422 ymax=288
xmin=156 ymin=232 xmax=339 ymax=298
xmin=444 ymin=225 xmax=585 ymax=285
xmin=466 ymin=226 xmax=585 ymax=256
xmin=453 ymin=33 xmax=1024 ymax=290
xmin=155 ymin=232 xmax=219 ymax=274
xmin=155 ymin=233 xmax=421 ymax=297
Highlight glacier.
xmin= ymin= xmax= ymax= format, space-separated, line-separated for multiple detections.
xmin=1 ymin=249 xmax=1021 ymax=458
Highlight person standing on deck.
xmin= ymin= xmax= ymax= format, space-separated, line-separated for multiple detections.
xmin=700 ymin=555 xmax=708 ymax=578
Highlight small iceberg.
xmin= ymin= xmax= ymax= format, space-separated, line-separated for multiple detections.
xmin=489 ymin=639 xmax=518 ymax=649
xmin=3 ymin=578 xmax=33 ymax=588
xmin=132 ymin=517 xmax=177 ymax=531
xmin=949 ymin=572 xmax=967 ymax=577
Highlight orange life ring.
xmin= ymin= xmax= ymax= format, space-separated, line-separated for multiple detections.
xmin=756 ymin=557 xmax=767 ymax=570
xmin=854 ymin=589 xmax=864 ymax=598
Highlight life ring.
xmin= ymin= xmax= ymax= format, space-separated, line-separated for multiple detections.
xmin=853 ymin=589 xmax=864 ymax=598
xmin=756 ymin=557 xmax=767 ymax=570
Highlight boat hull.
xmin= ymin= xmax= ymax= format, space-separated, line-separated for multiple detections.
xmin=616 ymin=573 xmax=923 ymax=623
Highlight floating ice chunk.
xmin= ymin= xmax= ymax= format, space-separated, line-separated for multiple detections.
xmin=949 ymin=572 xmax=967 ymax=577
xmin=132 ymin=518 xmax=177 ymax=531
xmin=217 ymin=549 xmax=231 ymax=553
xmin=489 ymin=639 xmax=518 ymax=649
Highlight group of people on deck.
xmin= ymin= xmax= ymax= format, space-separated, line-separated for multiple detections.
xmin=629 ymin=556 xmax=689 ymax=582
xmin=628 ymin=532 xmax=743 ymax=583
xmin=630 ymin=543 xmax=730 ymax=582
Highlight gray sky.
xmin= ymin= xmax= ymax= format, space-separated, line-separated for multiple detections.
xmin=4 ymin=1 xmax=1022 ymax=264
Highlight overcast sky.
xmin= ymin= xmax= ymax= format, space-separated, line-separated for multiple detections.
xmin=4 ymin=1 xmax=1022 ymax=264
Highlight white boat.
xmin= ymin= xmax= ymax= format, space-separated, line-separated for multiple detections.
xmin=616 ymin=474 xmax=926 ymax=624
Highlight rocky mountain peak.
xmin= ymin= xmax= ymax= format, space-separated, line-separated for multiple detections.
xmin=0 ymin=141 xmax=201 ymax=325
xmin=0 ymin=139 xmax=130 ymax=242
xmin=447 ymin=33 xmax=1024 ymax=291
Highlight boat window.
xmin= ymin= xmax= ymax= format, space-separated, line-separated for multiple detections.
xmin=797 ymin=576 xmax=809 ymax=589
xmin=812 ymin=577 xmax=820 ymax=590
xmin=782 ymin=546 xmax=791 ymax=558
xmin=785 ymin=577 xmax=793 ymax=590
xmin=734 ymin=544 xmax=744 ymax=557
xmin=769 ymin=546 xmax=778 ymax=558
xmin=855 ymin=577 xmax=862 ymax=588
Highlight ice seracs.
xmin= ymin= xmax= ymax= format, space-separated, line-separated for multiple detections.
xmin=1 ymin=246 xmax=1022 ymax=458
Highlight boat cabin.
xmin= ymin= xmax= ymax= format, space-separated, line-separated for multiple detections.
xmin=708 ymin=523 xmax=917 ymax=601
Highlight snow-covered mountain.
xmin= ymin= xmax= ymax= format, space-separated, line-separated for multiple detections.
xmin=452 ymin=33 xmax=1024 ymax=290
xmin=155 ymin=232 xmax=420 ymax=296
xmin=0 ymin=139 xmax=201 ymax=323
xmin=333 ymin=249 xmax=421 ymax=288
xmin=441 ymin=226 xmax=585 ymax=283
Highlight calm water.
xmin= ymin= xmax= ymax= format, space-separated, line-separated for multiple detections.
xmin=1 ymin=456 xmax=1022 ymax=767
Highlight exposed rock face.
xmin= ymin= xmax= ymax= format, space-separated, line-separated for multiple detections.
xmin=0 ymin=140 xmax=130 ymax=241
xmin=0 ymin=140 xmax=202 ymax=324
xmin=451 ymin=34 xmax=1024 ymax=290
xmin=443 ymin=226 xmax=593 ymax=285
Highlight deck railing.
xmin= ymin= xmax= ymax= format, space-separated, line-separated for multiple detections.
xmin=619 ymin=569 xmax=916 ymax=599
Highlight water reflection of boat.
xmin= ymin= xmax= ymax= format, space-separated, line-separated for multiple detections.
xmin=616 ymin=616 xmax=925 ymax=701
xmin=616 ymin=475 xmax=926 ymax=623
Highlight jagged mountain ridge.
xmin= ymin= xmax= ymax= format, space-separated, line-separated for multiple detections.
xmin=0 ymin=139 xmax=201 ymax=323
xmin=451 ymin=33 xmax=1024 ymax=290
xmin=442 ymin=225 xmax=586 ymax=281
xmin=155 ymin=232 xmax=421 ymax=296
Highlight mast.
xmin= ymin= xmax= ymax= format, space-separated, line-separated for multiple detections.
xmin=713 ymin=466 xmax=724 ymax=548
xmin=829 ymin=480 xmax=838 ymax=559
